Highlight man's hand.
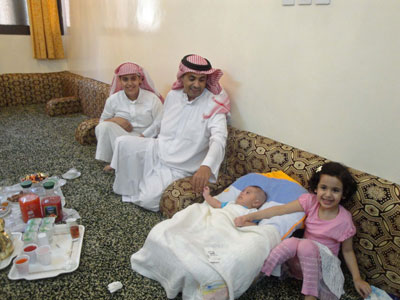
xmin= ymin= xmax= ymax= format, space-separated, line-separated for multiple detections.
xmin=106 ymin=117 xmax=133 ymax=132
xmin=192 ymin=165 xmax=211 ymax=193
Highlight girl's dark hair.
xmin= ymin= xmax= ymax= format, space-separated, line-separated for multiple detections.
xmin=308 ymin=162 xmax=357 ymax=203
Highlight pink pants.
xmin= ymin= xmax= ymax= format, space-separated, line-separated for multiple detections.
xmin=261 ymin=238 xmax=322 ymax=298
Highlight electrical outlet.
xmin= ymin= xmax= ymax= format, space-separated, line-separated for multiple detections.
xmin=282 ymin=0 xmax=295 ymax=6
xmin=298 ymin=0 xmax=312 ymax=4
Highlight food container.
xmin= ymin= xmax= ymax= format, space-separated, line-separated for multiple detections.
xmin=41 ymin=182 xmax=62 ymax=222
xmin=19 ymin=193 xmax=42 ymax=223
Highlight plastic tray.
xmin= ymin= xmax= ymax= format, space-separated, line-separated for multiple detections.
xmin=0 ymin=232 xmax=23 ymax=270
xmin=8 ymin=224 xmax=84 ymax=280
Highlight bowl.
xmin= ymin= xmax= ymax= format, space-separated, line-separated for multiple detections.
xmin=20 ymin=173 xmax=49 ymax=184
xmin=62 ymin=169 xmax=81 ymax=180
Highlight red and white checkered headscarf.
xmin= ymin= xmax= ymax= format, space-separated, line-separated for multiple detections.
xmin=171 ymin=54 xmax=223 ymax=95
xmin=110 ymin=62 xmax=163 ymax=102
xmin=202 ymin=89 xmax=231 ymax=120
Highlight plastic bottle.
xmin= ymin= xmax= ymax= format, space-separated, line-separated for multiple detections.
xmin=41 ymin=181 xmax=63 ymax=222
xmin=19 ymin=192 xmax=42 ymax=223
xmin=20 ymin=180 xmax=33 ymax=194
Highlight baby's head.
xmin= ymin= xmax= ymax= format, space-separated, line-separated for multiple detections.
xmin=308 ymin=162 xmax=357 ymax=204
xmin=236 ymin=186 xmax=267 ymax=209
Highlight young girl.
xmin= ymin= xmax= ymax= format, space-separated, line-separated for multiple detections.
xmin=234 ymin=162 xmax=372 ymax=300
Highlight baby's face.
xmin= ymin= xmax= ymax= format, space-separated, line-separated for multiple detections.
xmin=236 ymin=186 xmax=262 ymax=208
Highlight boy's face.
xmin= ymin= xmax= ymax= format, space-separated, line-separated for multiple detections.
xmin=236 ymin=186 xmax=264 ymax=208
xmin=119 ymin=74 xmax=142 ymax=100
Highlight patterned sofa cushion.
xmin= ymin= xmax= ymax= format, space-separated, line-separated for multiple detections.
xmin=73 ymin=77 xmax=109 ymax=145
xmin=78 ymin=78 xmax=110 ymax=118
xmin=75 ymin=118 xmax=100 ymax=145
xmin=46 ymin=96 xmax=82 ymax=117
xmin=0 ymin=75 xmax=5 ymax=107
xmin=58 ymin=71 xmax=83 ymax=97
xmin=0 ymin=73 xmax=63 ymax=107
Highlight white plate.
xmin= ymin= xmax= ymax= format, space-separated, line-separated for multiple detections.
xmin=0 ymin=232 xmax=23 ymax=270
xmin=0 ymin=205 xmax=11 ymax=218
xmin=62 ymin=169 xmax=81 ymax=180
xmin=8 ymin=225 xmax=85 ymax=280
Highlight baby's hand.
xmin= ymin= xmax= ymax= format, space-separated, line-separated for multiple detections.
xmin=203 ymin=186 xmax=210 ymax=198
xmin=234 ymin=216 xmax=247 ymax=227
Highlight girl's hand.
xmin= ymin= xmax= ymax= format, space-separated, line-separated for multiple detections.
xmin=353 ymin=278 xmax=371 ymax=299
xmin=234 ymin=216 xmax=248 ymax=227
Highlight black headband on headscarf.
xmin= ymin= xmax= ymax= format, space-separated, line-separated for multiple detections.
xmin=181 ymin=54 xmax=212 ymax=71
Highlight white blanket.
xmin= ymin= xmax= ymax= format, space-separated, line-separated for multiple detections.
xmin=131 ymin=202 xmax=281 ymax=300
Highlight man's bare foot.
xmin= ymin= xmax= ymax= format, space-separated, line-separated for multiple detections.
xmin=103 ymin=165 xmax=114 ymax=172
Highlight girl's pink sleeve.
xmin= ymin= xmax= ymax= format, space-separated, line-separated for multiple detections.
xmin=338 ymin=211 xmax=357 ymax=242
xmin=297 ymin=193 xmax=313 ymax=212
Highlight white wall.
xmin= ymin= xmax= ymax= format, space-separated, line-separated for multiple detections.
xmin=0 ymin=36 xmax=67 ymax=73
xmin=3 ymin=0 xmax=399 ymax=184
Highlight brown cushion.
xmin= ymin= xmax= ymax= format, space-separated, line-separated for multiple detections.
xmin=78 ymin=79 xmax=110 ymax=118
xmin=75 ymin=118 xmax=100 ymax=145
xmin=46 ymin=96 xmax=82 ymax=117
xmin=0 ymin=73 xmax=63 ymax=106
xmin=160 ymin=173 xmax=234 ymax=218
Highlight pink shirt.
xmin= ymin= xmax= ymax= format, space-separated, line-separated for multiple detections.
xmin=299 ymin=193 xmax=356 ymax=256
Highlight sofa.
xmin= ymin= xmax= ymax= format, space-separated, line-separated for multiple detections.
xmin=1 ymin=71 xmax=399 ymax=297
xmin=162 ymin=127 xmax=400 ymax=298
xmin=0 ymin=71 xmax=110 ymax=145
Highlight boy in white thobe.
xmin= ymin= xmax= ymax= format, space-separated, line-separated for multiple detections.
xmin=95 ymin=62 xmax=163 ymax=167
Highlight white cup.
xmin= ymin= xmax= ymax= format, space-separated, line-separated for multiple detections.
xmin=14 ymin=255 xmax=30 ymax=275
xmin=36 ymin=245 xmax=52 ymax=265
xmin=37 ymin=232 xmax=49 ymax=246
xmin=23 ymin=243 xmax=38 ymax=264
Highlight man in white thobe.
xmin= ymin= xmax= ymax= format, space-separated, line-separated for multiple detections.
xmin=110 ymin=54 xmax=230 ymax=212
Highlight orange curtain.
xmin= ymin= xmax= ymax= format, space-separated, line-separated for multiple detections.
xmin=27 ymin=0 xmax=65 ymax=59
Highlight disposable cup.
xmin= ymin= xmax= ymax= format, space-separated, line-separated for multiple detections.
xmin=36 ymin=245 xmax=52 ymax=265
xmin=14 ymin=255 xmax=30 ymax=275
xmin=37 ymin=232 xmax=49 ymax=246
xmin=23 ymin=243 xmax=38 ymax=264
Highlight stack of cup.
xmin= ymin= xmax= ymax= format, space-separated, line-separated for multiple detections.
xmin=36 ymin=245 xmax=51 ymax=265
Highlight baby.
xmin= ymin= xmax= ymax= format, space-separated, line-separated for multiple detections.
xmin=203 ymin=185 xmax=267 ymax=226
